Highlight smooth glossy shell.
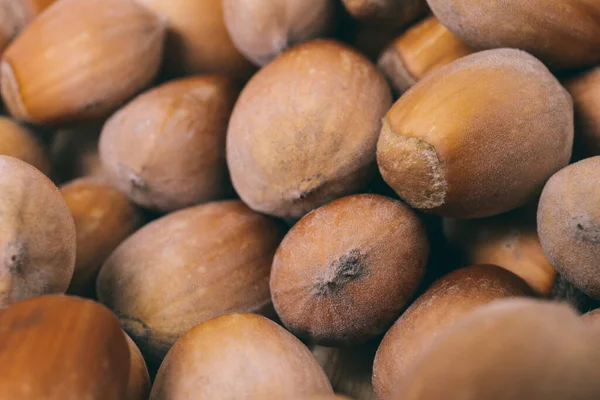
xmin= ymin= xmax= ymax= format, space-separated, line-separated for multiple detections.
xmin=378 ymin=16 xmax=473 ymax=95
xmin=443 ymin=207 xmax=556 ymax=296
xmin=60 ymin=178 xmax=143 ymax=296
xmin=150 ymin=313 xmax=333 ymax=400
xmin=227 ymin=39 xmax=392 ymax=219
xmin=1 ymin=0 xmax=166 ymax=125
xmin=271 ymin=194 xmax=428 ymax=345
xmin=96 ymin=200 xmax=286 ymax=362
xmin=99 ymin=76 xmax=238 ymax=212
xmin=0 ymin=116 xmax=50 ymax=174
xmin=0 ymin=295 xmax=130 ymax=399
xmin=138 ymin=0 xmax=255 ymax=81
xmin=426 ymin=0 xmax=600 ymax=70
xmin=396 ymin=299 xmax=600 ymax=400
xmin=377 ymin=48 xmax=573 ymax=218
xmin=372 ymin=265 xmax=533 ymax=400
xmin=125 ymin=333 xmax=151 ymax=400
xmin=0 ymin=156 xmax=75 ymax=307
xmin=538 ymin=157 xmax=600 ymax=299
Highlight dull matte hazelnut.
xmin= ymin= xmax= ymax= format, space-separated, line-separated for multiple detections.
xmin=378 ymin=16 xmax=473 ymax=95
xmin=0 ymin=116 xmax=50 ymax=174
xmin=564 ymin=67 xmax=600 ymax=158
xmin=60 ymin=178 xmax=144 ymax=297
xmin=373 ymin=265 xmax=533 ymax=400
xmin=1 ymin=0 xmax=166 ymax=126
xmin=426 ymin=0 xmax=600 ymax=70
xmin=223 ymin=0 xmax=337 ymax=66
xmin=376 ymin=48 xmax=573 ymax=218
xmin=395 ymin=299 xmax=600 ymax=400
xmin=0 ymin=295 xmax=130 ymax=399
xmin=538 ymin=156 xmax=600 ymax=299
xmin=138 ymin=0 xmax=256 ymax=82
xmin=271 ymin=194 xmax=428 ymax=345
xmin=149 ymin=313 xmax=333 ymax=400
xmin=0 ymin=156 xmax=75 ymax=307
xmin=227 ymin=39 xmax=392 ymax=219
xmin=443 ymin=207 xmax=556 ymax=296
xmin=99 ymin=76 xmax=238 ymax=212
xmin=96 ymin=200 xmax=286 ymax=363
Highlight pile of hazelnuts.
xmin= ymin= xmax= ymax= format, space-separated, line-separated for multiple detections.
xmin=0 ymin=0 xmax=599 ymax=399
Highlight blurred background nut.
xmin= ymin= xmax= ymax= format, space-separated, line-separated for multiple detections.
xmin=426 ymin=0 xmax=600 ymax=70
xmin=223 ymin=0 xmax=337 ymax=66
xmin=138 ymin=0 xmax=256 ymax=82
xmin=0 ymin=116 xmax=50 ymax=174
xmin=0 ymin=295 xmax=130 ymax=400
xmin=378 ymin=16 xmax=473 ymax=95
xmin=60 ymin=178 xmax=144 ymax=297
xmin=1 ymin=0 xmax=166 ymax=126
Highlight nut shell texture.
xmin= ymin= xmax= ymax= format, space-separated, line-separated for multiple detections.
xmin=150 ymin=313 xmax=333 ymax=400
xmin=97 ymin=200 xmax=286 ymax=362
xmin=377 ymin=48 xmax=573 ymax=218
xmin=0 ymin=156 xmax=75 ymax=307
xmin=0 ymin=295 xmax=130 ymax=400
xmin=271 ymin=194 xmax=428 ymax=345
xmin=538 ymin=157 xmax=600 ymax=299
xmin=223 ymin=0 xmax=336 ymax=66
xmin=99 ymin=76 xmax=238 ymax=212
xmin=373 ymin=265 xmax=533 ymax=400
xmin=227 ymin=39 xmax=392 ymax=219
xmin=396 ymin=299 xmax=600 ymax=400
xmin=0 ymin=0 xmax=166 ymax=125
xmin=426 ymin=0 xmax=600 ymax=70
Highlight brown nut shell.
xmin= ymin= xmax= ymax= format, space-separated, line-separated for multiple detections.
xmin=271 ymin=194 xmax=428 ymax=345
xmin=0 ymin=156 xmax=75 ymax=307
xmin=60 ymin=178 xmax=144 ymax=297
xmin=564 ymin=67 xmax=600 ymax=158
xmin=139 ymin=0 xmax=255 ymax=82
xmin=373 ymin=265 xmax=533 ymax=400
xmin=227 ymin=39 xmax=392 ymax=219
xmin=395 ymin=299 xmax=600 ymax=400
xmin=443 ymin=208 xmax=556 ymax=296
xmin=125 ymin=333 xmax=151 ymax=400
xmin=378 ymin=16 xmax=473 ymax=95
xmin=342 ymin=0 xmax=427 ymax=29
xmin=96 ymin=200 xmax=286 ymax=363
xmin=426 ymin=0 xmax=600 ymax=70
xmin=376 ymin=48 xmax=573 ymax=218
xmin=0 ymin=295 xmax=130 ymax=400
xmin=538 ymin=157 xmax=600 ymax=299
xmin=0 ymin=116 xmax=50 ymax=174
xmin=99 ymin=76 xmax=238 ymax=212
xmin=150 ymin=313 xmax=333 ymax=400
xmin=223 ymin=0 xmax=336 ymax=66
xmin=1 ymin=0 xmax=166 ymax=126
